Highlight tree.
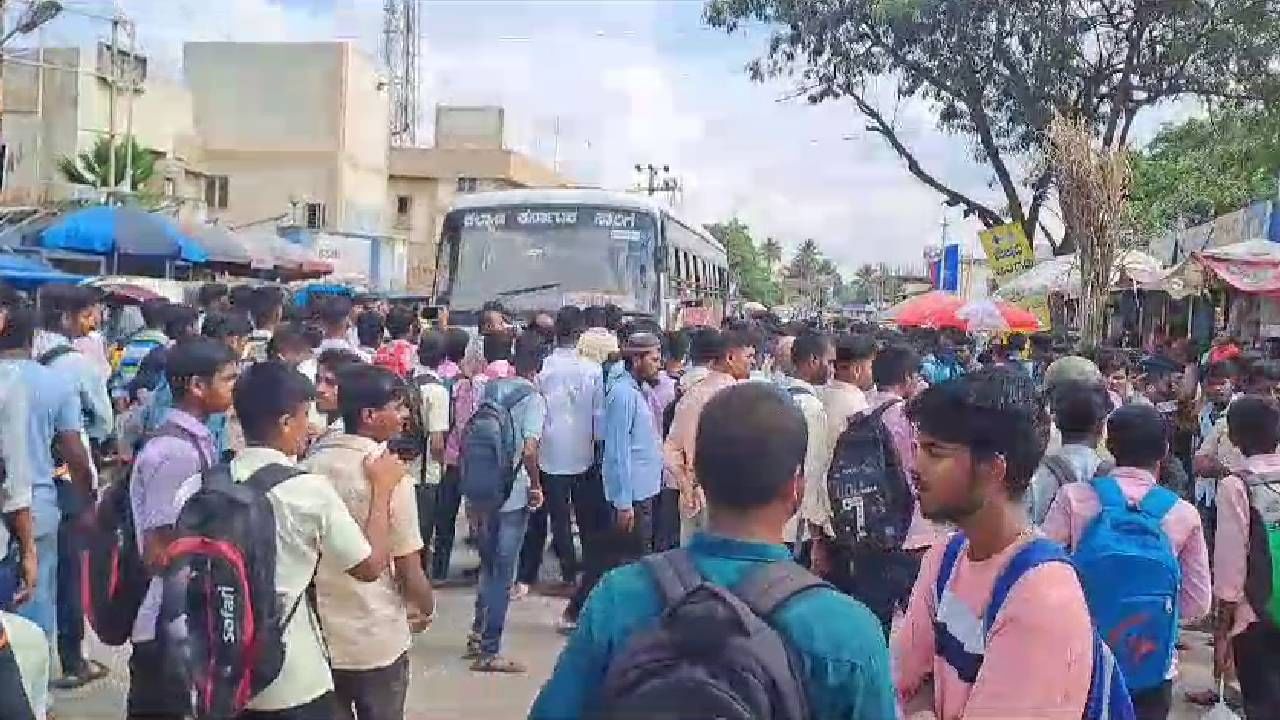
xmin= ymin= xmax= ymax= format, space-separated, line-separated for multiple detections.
xmin=705 ymin=0 xmax=1280 ymax=254
xmin=57 ymin=136 xmax=157 ymax=190
xmin=1129 ymin=106 xmax=1280 ymax=240
xmin=785 ymin=239 xmax=822 ymax=281
xmin=762 ymin=237 xmax=783 ymax=273
xmin=705 ymin=219 xmax=780 ymax=305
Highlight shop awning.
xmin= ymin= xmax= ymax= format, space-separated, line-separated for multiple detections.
xmin=1192 ymin=239 xmax=1280 ymax=295
xmin=0 ymin=252 xmax=86 ymax=289
xmin=40 ymin=207 xmax=208 ymax=262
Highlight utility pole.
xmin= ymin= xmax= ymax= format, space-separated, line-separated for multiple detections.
xmin=634 ymin=163 xmax=679 ymax=197
xmin=122 ymin=18 xmax=135 ymax=193
xmin=105 ymin=13 xmax=119 ymax=192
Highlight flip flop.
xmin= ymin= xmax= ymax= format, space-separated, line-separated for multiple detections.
xmin=51 ymin=659 xmax=109 ymax=689
xmin=470 ymin=655 xmax=527 ymax=674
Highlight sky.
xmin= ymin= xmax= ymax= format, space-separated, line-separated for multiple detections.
xmin=26 ymin=0 xmax=1196 ymax=276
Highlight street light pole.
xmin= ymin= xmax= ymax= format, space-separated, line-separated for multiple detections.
xmin=105 ymin=14 xmax=119 ymax=193
xmin=0 ymin=0 xmax=63 ymax=193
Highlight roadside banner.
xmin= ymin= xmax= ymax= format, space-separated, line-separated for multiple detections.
xmin=979 ymin=222 xmax=1036 ymax=285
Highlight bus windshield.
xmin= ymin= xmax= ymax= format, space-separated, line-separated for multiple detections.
xmin=441 ymin=205 xmax=658 ymax=314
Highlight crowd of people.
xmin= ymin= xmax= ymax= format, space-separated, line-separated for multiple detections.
xmin=0 ymin=280 xmax=1278 ymax=720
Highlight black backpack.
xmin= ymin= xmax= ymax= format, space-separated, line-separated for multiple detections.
xmin=596 ymin=549 xmax=827 ymax=720
xmin=158 ymin=462 xmax=305 ymax=719
xmin=85 ymin=422 xmax=209 ymax=646
xmin=826 ymin=399 xmax=914 ymax=552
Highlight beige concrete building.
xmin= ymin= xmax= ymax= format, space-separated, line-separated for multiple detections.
xmin=1 ymin=44 xmax=200 ymax=209
xmin=389 ymin=105 xmax=571 ymax=290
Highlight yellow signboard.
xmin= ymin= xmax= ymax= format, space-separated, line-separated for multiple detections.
xmin=1017 ymin=296 xmax=1051 ymax=328
xmin=979 ymin=222 xmax=1035 ymax=284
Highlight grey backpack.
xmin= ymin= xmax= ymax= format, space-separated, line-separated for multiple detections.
xmin=596 ymin=549 xmax=827 ymax=720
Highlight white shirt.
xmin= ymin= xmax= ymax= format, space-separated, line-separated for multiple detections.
xmin=409 ymin=366 xmax=451 ymax=485
xmin=822 ymin=380 xmax=870 ymax=454
xmin=318 ymin=337 xmax=371 ymax=363
xmin=0 ymin=362 xmax=31 ymax=562
xmin=175 ymin=447 xmax=372 ymax=711
xmin=789 ymin=377 xmax=833 ymax=540
xmin=537 ymin=347 xmax=603 ymax=476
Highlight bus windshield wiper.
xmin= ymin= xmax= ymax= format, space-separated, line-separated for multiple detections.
xmin=496 ymin=282 xmax=561 ymax=297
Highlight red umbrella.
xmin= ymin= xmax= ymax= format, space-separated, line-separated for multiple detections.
xmin=891 ymin=291 xmax=1040 ymax=332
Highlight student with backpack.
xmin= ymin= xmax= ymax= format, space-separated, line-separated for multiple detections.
xmin=531 ymin=382 xmax=896 ymax=720
xmin=1042 ymin=403 xmax=1211 ymax=719
xmin=1027 ymin=380 xmax=1111 ymax=525
xmin=110 ymin=298 xmax=171 ymax=408
xmin=303 ymin=364 xmax=434 ymax=720
xmin=124 ymin=337 xmax=239 ymax=719
xmin=404 ymin=331 xmax=453 ymax=578
xmin=462 ymin=341 xmax=546 ymax=673
xmin=164 ymin=362 xmax=405 ymax=719
xmin=786 ymin=331 xmax=834 ymax=551
xmin=821 ymin=333 xmax=874 ymax=452
xmin=373 ymin=306 xmax=420 ymax=378
xmin=1214 ymin=395 xmax=1280 ymax=718
xmin=895 ymin=368 xmax=1126 ymax=719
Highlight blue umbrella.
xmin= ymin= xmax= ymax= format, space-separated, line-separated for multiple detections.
xmin=39 ymin=206 xmax=208 ymax=262
xmin=0 ymin=252 xmax=86 ymax=289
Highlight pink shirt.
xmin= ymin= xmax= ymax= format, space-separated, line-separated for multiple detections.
xmin=443 ymin=361 xmax=517 ymax=466
xmin=894 ymin=535 xmax=1094 ymax=719
xmin=865 ymin=390 xmax=948 ymax=550
xmin=1042 ymin=466 xmax=1212 ymax=623
xmin=1215 ymin=453 xmax=1280 ymax=638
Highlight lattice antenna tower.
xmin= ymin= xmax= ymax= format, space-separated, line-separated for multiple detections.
xmin=382 ymin=0 xmax=421 ymax=146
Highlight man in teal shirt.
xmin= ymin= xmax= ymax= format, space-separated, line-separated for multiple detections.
xmin=530 ymin=383 xmax=897 ymax=720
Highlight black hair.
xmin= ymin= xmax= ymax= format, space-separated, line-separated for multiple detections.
xmin=1206 ymin=360 xmax=1238 ymax=381
xmin=355 ymin=311 xmax=385 ymax=348
xmin=418 ymin=329 xmax=446 ymax=368
xmin=229 ymin=285 xmax=256 ymax=310
xmin=1007 ymin=333 xmax=1027 ymax=352
xmin=872 ymin=344 xmax=921 ymax=388
xmin=790 ymin=331 xmax=830 ymax=367
xmin=582 ymin=305 xmax=608 ymax=330
xmin=1106 ymin=404 xmax=1170 ymax=469
xmin=719 ymin=329 xmax=753 ymax=359
xmin=689 ymin=328 xmax=723 ymax=365
xmin=385 ymin=306 xmax=416 ymax=340
xmin=38 ymin=285 xmax=98 ymax=330
xmin=164 ymin=304 xmax=200 ymax=341
xmin=200 ymin=311 xmax=253 ymax=341
xmin=317 ymin=295 xmax=354 ymax=326
xmin=664 ymin=330 xmax=690 ymax=364
xmin=605 ymin=304 xmax=624 ymax=332
xmin=1051 ymin=381 xmax=1111 ymax=440
xmin=234 ymin=361 xmax=316 ymax=444
xmin=835 ymin=333 xmax=877 ymax=364
xmin=513 ymin=336 xmax=545 ymax=376
xmin=907 ymin=367 xmax=1048 ymax=499
xmin=249 ymin=286 xmax=285 ymax=327
xmin=695 ymin=383 xmax=808 ymax=511
xmin=338 ymin=364 xmax=406 ymax=434
xmin=140 ymin=298 xmax=170 ymax=329
xmin=266 ymin=323 xmax=311 ymax=360
xmin=317 ymin=348 xmax=364 ymax=375
xmin=1252 ymin=360 xmax=1280 ymax=387
xmin=1097 ymin=349 xmax=1130 ymax=376
xmin=443 ymin=327 xmax=470 ymax=363
xmin=197 ymin=282 xmax=229 ymax=308
xmin=484 ymin=331 xmax=513 ymax=363
xmin=1228 ymin=395 xmax=1280 ymax=456
xmin=167 ymin=337 xmax=237 ymax=403
xmin=301 ymin=321 xmax=324 ymax=349
xmin=555 ymin=305 xmax=584 ymax=343
xmin=480 ymin=300 xmax=507 ymax=315
xmin=0 ymin=305 xmax=37 ymax=351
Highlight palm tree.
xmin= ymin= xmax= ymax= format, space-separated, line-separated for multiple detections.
xmin=761 ymin=237 xmax=783 ymax=274
xmin=57 ymin=136 xmax=157 ymax=190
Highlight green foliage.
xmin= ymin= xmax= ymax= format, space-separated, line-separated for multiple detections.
xmin=1129 ymin=107 xmax=1280 ymax=239
xmin=57 ymin=136 xmax=157 ymax=190
xmin=705 ymin=0 xmax=1280 ymax=252
xmin=705 ymin=219 xmax=780 ymax=305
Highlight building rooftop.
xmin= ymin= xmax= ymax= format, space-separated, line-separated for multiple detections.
xmin=388 ymin=147 xmax=571 ymax=188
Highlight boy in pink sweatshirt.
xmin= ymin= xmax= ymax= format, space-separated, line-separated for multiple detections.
xmin=894 ymin=368 xmax=1094 ymax=719
xmin=1042 ymin=403 xmax=1211 ymax=719
xmin=1215 ymin=396 xmax=1280 ymax=719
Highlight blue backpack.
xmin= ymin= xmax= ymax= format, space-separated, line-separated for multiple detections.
xmin=1073 ymin=477 xmax=1181 ymax=692
xmin=459 ymin=380 xmax=533 ymax=511
xmin=933 ymin=534 xmax=1137 ymax=720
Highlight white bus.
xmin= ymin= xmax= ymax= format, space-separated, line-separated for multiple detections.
xmin=433 ymin=188 xmax=729 ymax=329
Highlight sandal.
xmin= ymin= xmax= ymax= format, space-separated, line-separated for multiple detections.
xmin=51 ymin=659 xmax=109 ymax=689
xmin=470 ymin=654 xmax=527 ymax=674
xmin=462 ymin=633 xmax=483 ymax=660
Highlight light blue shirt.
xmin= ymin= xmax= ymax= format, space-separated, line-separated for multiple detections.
xmin=32 ymin=331 xmax=113 ymax=443
xmin=485 ymin=377 xmax=545 ymax=513
xmin=537 ymin=347 xmax=603 ymax=476
xmin=4 ymin=359 xmax=81 ymax=537
xmin=601 ymin=365 xmax=662 ymax=511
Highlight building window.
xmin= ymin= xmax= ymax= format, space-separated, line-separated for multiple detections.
xmin=304 ymin=202 xmax=327 ymax=230
xmin=396 ymin=195 xmax=412 ymax=216
xmin=456 ymin=177 xmax=478 ymax=193
xmin=204 ymin=175 xmax=229 ymax=209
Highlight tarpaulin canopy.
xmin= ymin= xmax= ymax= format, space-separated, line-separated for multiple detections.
xmin=996 ymin=250 xmax=1164 ymax=300
xmin=1192 ymin=239 xmax=1280 ymax=295
xmin=40 ymin=207 xmax=208 ymax=262
xmin=0 ymin=252 xmax=86 ymax=289
xmin=183 ymin=223 xmax=260 ymax=266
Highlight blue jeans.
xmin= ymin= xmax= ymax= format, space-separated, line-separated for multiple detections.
xmin=16 ymin=532 xmax=56 ymax=643
xmin=471 ymin=507 xmax=529 ymax=656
